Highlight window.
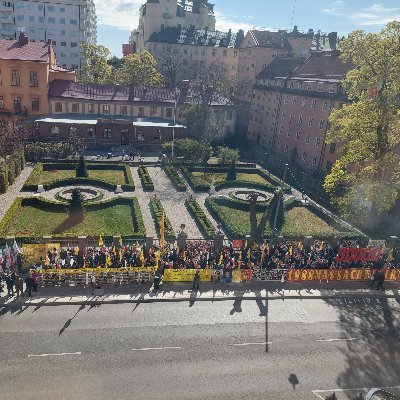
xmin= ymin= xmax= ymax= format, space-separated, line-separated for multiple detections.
xmin=318 ymin=82 xmax=323 ymax=92
xmin=31 ymin=98 xmax=39 ymax=111
xmin=165 ymin=107 xmax=173 ymax=118
xmin=60 ymin=7 xmax=65 ymax=12
xmin=289 ymin=81 xmax=294 ymax=89
xmin=103 ymin=128 xmax=112 ymax=139
xmin=50 ymin=126 xmax=60 ymax=137
xmin=60 ymin=30 xmax=66 ymax=36
xmin=61 ymin=41 xmax=66 ymax=47
xmin=312 ymin=155 xmax=318 ymax=165
xmin=137 ymin=131 xmax=144 ymax=141
xmin=329 ymin=84 xmax=335 ymax=93
xmin=48 ymin=5 xmax=55 ymax=11
xmin=38 ymin=4 xmax=43 ymax=11
xmin=329 ymin=143 xmax=336 ymax=154
xmin=86 ymin=127 xmax=94 ymax=138
xmin=298 ymin=81 xmax=302 ymax=89
xmin=295 ymin=131 xmax=300 ymax=141
xmin=289 ymin=113 xmax=294 ymax=124
xmin=322 ymin=101 xmax=329 ymax=111
xmin=14 ymin=97 xmax=21 ymax=111
xmin=70 ymin=19 xmax=78 ymax=25
xmin=55 ymin=102 xmax=62 ymax=112
xmin=103 ymin=105 xmax=110 ymax=114
xmin=315 ymin=137 xmax=321 ymax=148
xmin=0 ymin=69 xmax=2 ymax=85
xmin=150 ymin=107 xmax=157 ymax=117
xmin=287 ymin=128 xmax=291 ymax=137
xmin=298 ymin=114 xmax=303 ymax=125
xmin=283 ymin=95 xmax=288 ymax=104
xmin=87 ymin=104 xmax=95 ymax=114
xmin=29 ymin=71 xmax=38 ymax=87
xmin=281 ymin=111 xmax=285 ymax=119
xmin=138 ymin=107 xmax=144 ymax=117
xmin=71 ymin=42 xmax=78 ymax=48
xmin=48 ymin=17 xmax=55 ymax=23
xmin=119 ymin=106 xmax=127 ymax=116
xmin=0 ymin=96 xmax=3 ymax=109
xmin=301 ymin=97 xmax=306 ymax=108
xmin=11 ymin=70 xmax=20 ymax=86
xmin=308 ymin=116 xmax=313 ymax=127
xmin=305 ymin=134 xmax=310 ymax=144
xmin=72 ymin=103 xmax=79 ymax=113
xmin=60 ymin=18 xmax=65 ymax=24
xmin=311 ymin=99 xmax=317 ymax=109
xmin=154 ymin=129 xmax=162 ymax=141
xmin=17 ymin=15 xmax=24 ymax=21
xmin=292 ymin=96 xmax=296 ymax=106
xmin=29 ymin=16 xmax=34 ymax=22
xmin=319 ymin=119 xmax=325 ymax=129
xmin=302 ymin=151 xmax=307 ymax=161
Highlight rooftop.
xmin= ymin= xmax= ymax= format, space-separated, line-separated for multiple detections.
xmin=257 ymin=57 xmax=306 ymax=80
xmin=248 ymin=31 xmax=292 ymax=49
xmin=0 ymin=34 xmax=50 ymax=62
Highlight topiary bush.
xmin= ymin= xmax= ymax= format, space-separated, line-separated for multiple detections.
xmin=76 ymin=156 xmax=88 ymax=178
xmin=164 ymin=165 xmax=186 ymax=192
xmin=227 ymin=160 xmax=237 ymax=181
xmin=0 ymin=165 xmax=8 ymax=194
xmin=150 ymin=197 xmax=175 ymax=238
xmin=185 ymin=197 xmax=214 ymax=239
xmin=138 ymin=165 xmax=154 ymax=191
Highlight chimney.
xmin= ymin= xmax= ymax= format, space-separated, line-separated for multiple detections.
xmin=18 ymin=32 xmax=29 ymax=45
xmin=328 ymin=32 xmax=338 ymax=50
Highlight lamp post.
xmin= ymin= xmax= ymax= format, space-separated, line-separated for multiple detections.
xmin=271 ymin=163 xmax=288 ymax=244
xmin=171 ymin=89 xmax=178 ymax=159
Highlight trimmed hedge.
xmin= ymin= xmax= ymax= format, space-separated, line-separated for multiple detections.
xmin=0 ymin=197 xmax=23 ymax=236
xmin=0 ymin=148 xmax=25 ymax=193
xmin=138 ymin=165 xmax=154 ymax=191
xmin=185 ymin=198 xmax=214 ymax=239
xmin=164 ymin=165 xmax=186 ymax=192
xmin=23 ymin=162 xmax=135 ymax=192
xmin=149 ymin=197 xmax=176 ymax=239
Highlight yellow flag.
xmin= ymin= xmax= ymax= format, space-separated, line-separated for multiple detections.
xmin=160 ymin=210 xmax=165 ymax=248
xmin=289 ymin=246 xmax=293 ymax=256
xmin=244 ymin=240 xmax=248 ymax=249
xmin=182 ymin=251 xmax=187 ymax=261
xmin=74 ymin=245 xmax=79 ymax=255
xmin=155 ymin=250 xmax=160 ymax=267
xmin=119 ymin=246 xmax=123 ymax=262
xmin=106 ymin=253 xmax=111 ymax=267
xmin=319 ymin=241 xmax=324 ymax=251
xmin=218 ymin=254 xmax=223 ymax=266
xmin=387 ymin=248 xmax=394 ymax=263
xmin=119 ymin=237 xmax=123 ymax=247
xmin=140 ymin=248 xmax=145 ymax=264
xmin=98 ymin=235 xmax=103 ymax=247
xmin=298 ymin=241 xmax=302 ymax=250
xmin=247 ymin=248 xmax=251 ymax=259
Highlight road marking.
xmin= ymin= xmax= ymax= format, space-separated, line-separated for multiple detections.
xmin=317 ymin=338 xmax=359 ymax=342
xmin=132 ymin=347 xmax=181 ymax=351
xmin=28 ymin=352 xmax=81 ymax=358
xmin=233 ymin=342 xmax=272 ymax=346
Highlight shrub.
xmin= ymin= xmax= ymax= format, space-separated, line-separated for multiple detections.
xmin=138 ymin=165 xmax=154 ymax=191
xmin=69 ymin=188 xmax=85 ymax=217
xmin=164 ymin=165 xmax=186 ymax=191
xmin=24 ymin=142 xmax=73 ymax=162
xmin=76 ymin=156 xmax=88 ymax=178
xmin=0 ymin=197 xmax=22 ymax=236
xmin=150 ymin=197 xmax=175 ymax=238
xmin=7 ymin=159 xmax=16 ymax=185
xmin=0 ymin=165 xmax=8 ymax=194
xmin=227 ymin=160 xmax=236 ymax=181
xmin=162 ymin=138 xmax=212 ymax=164
xmin=216 ymin=146 xmax=240 ymax=164
xmin=185 ymin=197 xmax=214 ymax=239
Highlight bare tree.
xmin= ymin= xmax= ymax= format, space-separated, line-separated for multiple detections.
xmin=0 ymin=115 xmax=29 ymax=160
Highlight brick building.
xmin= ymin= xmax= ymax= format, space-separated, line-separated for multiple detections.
xmin=0 ymin=33 xmax=75 ymax=116
xmin=247 ymin=44 xmax=355 ymax=173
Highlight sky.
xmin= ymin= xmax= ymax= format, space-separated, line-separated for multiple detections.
xmin=94 ymin=0 xmax=400 ymax=57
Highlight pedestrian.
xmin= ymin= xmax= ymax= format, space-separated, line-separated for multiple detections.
xmin=5 ymin=274 xmax=14 ymax=296
xmin=15 ymin=275 xmax=24 ymax=298
xmin=25 ymin=275 xmax=33 ymax=297
xmin=376 ymin=270 xmax=385 ymax=290
xmin=193 ymin=271 xmax=200 ymax=291
xmin=370 ymin=269 xmax=379 ymax=288
xmin=32 ymin=271 xmax=39 ymax=293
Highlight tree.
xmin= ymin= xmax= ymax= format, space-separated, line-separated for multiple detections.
xmin=323 ymin=22 xmax=400 ymax=231
xmin=76 ymin=155 xmax=88 ymax=178
xmin=116 ymin=51 xmax=165 ymax=86
xmin=68 ymin=188 xmax=85 ymax=219
xmin=107 ymin=55 xmax=124 ymax=69
xmin=227 ymin=159 xmax=237 ymax=181
xmin=79 ymin=43 xmax=113 ymax=84
xmin=161 ymin=138 xmax=212 ymax=164
xmin=0 ymin=115 xmax=29 ymax=160
xmin=216 ymin=146 xmax=240 ymax=164
xmin=157 ymin=48 xmax=188 ymax=88
xmin=69 ymin=126 xmax=86 ymax=157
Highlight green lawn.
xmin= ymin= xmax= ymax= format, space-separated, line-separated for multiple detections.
xmin=207 ymin=198 xmax=340 ymax=238
xmin=39 ymin=169 xmax=126 ymax=186
xmin=192 ymin=171 xmax=270 ymax=186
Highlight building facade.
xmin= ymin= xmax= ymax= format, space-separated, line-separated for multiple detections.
xmin=247 ymin=47 xmax=355 ymax=173
xmin=134 ymin=0 xmax=215 ymax=52
xmin=0 ymin=0 xmax=96 ymax=70
xmin=0 ymin=33 xmax=76 ymax=115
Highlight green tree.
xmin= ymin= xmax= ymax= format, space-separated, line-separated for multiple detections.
xmin=226 ymin=159 xmax=237 ymax=181
xmin=79 ymin=43 xmax=113 ymax=84
xmin=323 ymin=22 xmax=400 ymax=231
xmin=161 ymin=139 xmax=212 ymax=164
xmin=116 ymin=51 xmax=164 ymax=86
xmin=216 ymin=146 xmax=239 ymax=164
xmin=76 ymin=155 xmax=88 ymax=178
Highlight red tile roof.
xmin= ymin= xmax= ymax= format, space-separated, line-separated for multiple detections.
xmin=0 ymin=38 xmax=49 ymax=62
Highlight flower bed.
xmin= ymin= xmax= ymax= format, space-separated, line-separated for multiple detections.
xmin=149 ymin=197 xmax=176 ymax=239
xmin=164 ymin=165 xmax=186 ymax=192
xmin=185 ymin=197 xmax=214 ymax=239
xmin=138 ymin=165 xmax=154 ymax=191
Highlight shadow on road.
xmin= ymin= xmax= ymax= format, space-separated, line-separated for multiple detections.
xmin=58 ymin=304 xmax=86 ymax=336
xmin=288 ymin=373 xmax=299 ymax=389
xmin=230 ymin=298 xmax=243 ymax=315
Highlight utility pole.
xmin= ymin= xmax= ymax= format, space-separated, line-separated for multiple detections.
xmin=171 ymin=90 xmax=177 ymax=158
xmin=271 ymin=163 xmax=288 ymax=244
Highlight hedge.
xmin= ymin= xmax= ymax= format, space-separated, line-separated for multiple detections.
xmin=138 ymin=165 xmax=154 ymax=191
xmin=149 ymin=197 xmax=176 ymax=239
xmin=23 ymin=162 xmax=135 ymax=192
xmin=0 ymin=197 xmax=23 ymax=236
xmin=185 ymin=198 xmax=214 ymax=239
xmin=164 ymin=165 xmax=186 ymax=192
xmin=0 ymin=148 xmax=25 ymax=192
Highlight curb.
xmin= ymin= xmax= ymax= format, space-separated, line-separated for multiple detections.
xmin=1 ymin=291 xmax=396 ymax=308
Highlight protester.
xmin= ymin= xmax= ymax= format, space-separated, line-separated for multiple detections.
xmin=14 ymin=275 xmax=24 ymax=298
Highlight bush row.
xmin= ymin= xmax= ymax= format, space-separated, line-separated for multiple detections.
xmin=185 ymin=198 xmax=214 ymax=240
xmin=138 ymin=165 xmax=154 ymax=191
xmin=25 ymin=142 xmax=74 ymax=162
xmin=181 ymin=166 xmax=210 ymax=191
xmin=0 ymin=148 xmax=26 ymax=193
xmin=164 ymin=165 xmax=186 ymax=192
xmin=0 ymin=197 xmax=23 ymax=236
xmin=149 ymin=197 xmax=176 ymax=239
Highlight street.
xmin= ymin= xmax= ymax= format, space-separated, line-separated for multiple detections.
xmin=1 ymin=295 xmax=400 ymax=400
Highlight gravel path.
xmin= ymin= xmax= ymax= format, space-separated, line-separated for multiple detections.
xmin=0 ymin=165 xmax=33 ymax=220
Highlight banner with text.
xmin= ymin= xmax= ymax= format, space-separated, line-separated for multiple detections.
xmin=335 ymin=247 xmax=382 ymax=263
xmin=163 ymin=269 xmax=212 ymax=282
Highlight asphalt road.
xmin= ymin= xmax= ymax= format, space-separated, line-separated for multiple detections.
xmin=1 ymin=295 xmax=400 ymax=400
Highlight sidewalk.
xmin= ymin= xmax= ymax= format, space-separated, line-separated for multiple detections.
xmin=1 ymin=281 xmax=399 ymax=307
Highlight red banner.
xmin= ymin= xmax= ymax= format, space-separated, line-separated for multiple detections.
xmin=285 ymin=268 xmax=400 ymax=282
xmin=232 ymin=240 xmax=242 ymax=250
xmin=240 ymin=269 xmax=253 ymax=282
xmin=335 ymin=247 xmax=381 ymax=263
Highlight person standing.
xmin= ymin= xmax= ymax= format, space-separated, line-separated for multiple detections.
xmin=25 ymin=275 xmax=33 ymax=297
xmin=376 ymin=270 xmax=385 ymax=290
xmin=193 ymin=271 xmax=200 ymax=291
xmin=370 ymin=269 xmax=380 ymax=288
xmin=5 ymin=274 xmax=14 ymax=296
xmin=15 ymin=275 xmax=24 ymax=298
xmin=32 ymin=271 xmax=39 ymax=293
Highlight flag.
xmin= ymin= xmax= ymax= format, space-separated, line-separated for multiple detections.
xmin=319 ymin=241 xmax=324 ymax=252
xmin=13 ymin=239 xmax=21 ymax=255
xmin=289 ymin=246 xmax=293 ymax=256
xmin=298 ymin=241 xmax=303 ymax=250
xmin=106 ymin=253 xmax=111 ymax=267
xmin=218 ymin=254 xmax=223 ymax=266
xmin=160 ymin=210 xmax=165 ymax=248
xmin=265 ymin=243 xmax=269 ymax=256
xmin=247 ymin=248 xmax=251 ymax=260
xmin=111 ymin=245 xmax=116 ymax=255
xmin=140 ymin=248 xmax=145 ymax=265
xmin=0 ymin=248 xmax=3 ymax=264
xmin=244 ymin=240 xmax=248 ymax=249
xmin=182 ymin=251 xmax=187 ymax=261
xmin=74 ymin=245 xmax=79 ymax=255
xmin=387 ymin=248 xmax=394 ymax=263
xmin=98 ymin=235 xmax=103 ymax=247
xmin=260 ymin=249 xmax=265 ymax=262
xmin=155 ymin=250 xmax=160 ymax=267
xmin=119 ymin=246 xmax=123 ymax=262
xmin=119 ymin=236 xmax=123 ymax=247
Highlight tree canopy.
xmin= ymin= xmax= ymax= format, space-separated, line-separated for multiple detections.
xmin=323 ymin=22 xmax=400 ymax=231
xmin=79 ymin=43 xmax=113 ymax=84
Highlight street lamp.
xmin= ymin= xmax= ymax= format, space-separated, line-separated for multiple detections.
xmin=271 ymin=163 xmax=288 ymax=245
xmin=171 ymin=89 xmax=177 ymax=159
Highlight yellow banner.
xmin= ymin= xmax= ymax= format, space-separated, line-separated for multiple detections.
xmin=37 ymin=267 xmax=157 ymax=275
xmin=232 ymin=270 xmax=241 ymax=283
xmin=163 ymin=269 xmax=212 ymax=282
xmin=22 ymin=243 xmax=60 ymax=264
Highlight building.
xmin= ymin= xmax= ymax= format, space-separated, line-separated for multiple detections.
xmin=122 ymin=43 xmax=136 ymax=57
xmin=247 ymin=37 xmax=355 ymax=173
xmin=147 ymin=26 xmax=244 ymax=80
xmin=0 ymin=0 xmax=97 ymax=70
xmin=34 ymin=80 xmax=235 ymax=148
xmin=0 ymin=33 xmax=76 ymax=115
xmin=134 ymin=0 xmax=215 ymax=52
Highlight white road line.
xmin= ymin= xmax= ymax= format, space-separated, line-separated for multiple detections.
xmin=317 ymin=338 xmax=359 ymax=342
xmin=28 ymin=352 xmax=81 ymax=358
xmin=132 ymin=347 xmax=181 ymax=351
xmin=233 ymin=342 xmax=272 ymax=346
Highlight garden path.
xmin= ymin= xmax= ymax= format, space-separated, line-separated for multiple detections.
xmin=0 ymin=165 xmax=33 ymax=220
